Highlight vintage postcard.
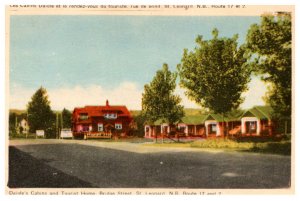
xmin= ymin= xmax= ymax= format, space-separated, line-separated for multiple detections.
xmin=5 ymin=4 xmax=294 ymax=196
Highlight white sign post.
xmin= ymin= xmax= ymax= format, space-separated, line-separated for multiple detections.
xmin=36 ymin=130 xmax=45 ymax=138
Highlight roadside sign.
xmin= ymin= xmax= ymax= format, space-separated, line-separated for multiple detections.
xmin=36 ymin=130 xmax=45 ymax=137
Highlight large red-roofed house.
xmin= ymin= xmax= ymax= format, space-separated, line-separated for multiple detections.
xmin=72 ymin=100 xmax=133 ymax=139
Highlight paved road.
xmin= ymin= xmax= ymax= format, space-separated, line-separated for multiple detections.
xmin=8 ymin=140 xmax=291 ymax=188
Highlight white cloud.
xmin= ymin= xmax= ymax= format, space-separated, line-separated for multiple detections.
xmin=240 ymin=76 xmax=268 ymax=109
xmin=49 ymin=82 xmax=143 ymax=110
xmin=175 ymin=86 xmax=200 ymax=109
xmin=9 ymin=83 xmax=35 ymax=110
xmin=175 ymin=76 xmax=269 ymax=110
xmin=9 ymin=77 xmax=268 ymax=112
xmin=9 ymin=82 xmax=143 ymax=111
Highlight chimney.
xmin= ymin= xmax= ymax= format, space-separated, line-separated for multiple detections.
xmin=106 ymin=100 xmax=109 ymax=107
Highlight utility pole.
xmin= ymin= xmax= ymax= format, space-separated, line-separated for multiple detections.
xmin=15 ymin=116 xmax=18 ymax=135
xmin=61 ymin=112 xmax=63 ymax=130
xmin=56 ymin=112 xmax=59 ymax=139
xmin=26 ymin=111 xmax=28 ymax=139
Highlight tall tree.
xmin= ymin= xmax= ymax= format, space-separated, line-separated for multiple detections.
xmin=178 ymin=28 xmax=251 ymax=120
xmin=27 ymin=87 xmax=55 ymax=135
xmin=246 ymin=13 xmax=291 ymax=118
xmin=131 ymin=111 xmax=146 ymax=137
xmin=9 ymin=112 xmax=18 ymax=134
xmin=142 ymin=63 xmax=184 ymax=124
xmin=61 ymin=108 xmax=72 ymax=128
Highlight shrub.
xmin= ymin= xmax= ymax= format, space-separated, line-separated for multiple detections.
xmin=191 ymin=139 xmax=291 ymax=155
xmin=191 ymin=139 xmax=254 ymax=150
xmin=251 ymin=141 xmax=291 ymax=155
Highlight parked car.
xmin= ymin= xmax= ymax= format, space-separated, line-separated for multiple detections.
xmin=60 ymin=128 xmax=73 ymax=139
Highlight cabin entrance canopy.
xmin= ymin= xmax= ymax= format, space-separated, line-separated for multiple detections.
xmin=240 ymin=106 xmax=273 ymax=135
xmin=241 ymin=117 xmax=260 ymax=135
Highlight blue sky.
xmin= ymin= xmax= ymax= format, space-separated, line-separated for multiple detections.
xmin=10 ymin=15 xmax=267 ymax=110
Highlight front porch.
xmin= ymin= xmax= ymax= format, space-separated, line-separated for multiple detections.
xmin=73 ymin=131 xmax=113 ymax=139
xmin=86 ymin=131 xmax=112 ymax=139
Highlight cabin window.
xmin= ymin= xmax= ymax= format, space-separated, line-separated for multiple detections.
xmin=82 ymin=126 xmax=89 ymax=131
xmin=98 ymin=123 xmax=103 ymax=132
xmin=104 ymin=113 xmax=117 ymax=119
xmin=208 ymin=124 xmax=217 ymax=134
xmin=178 ymin=126 xmax=186 ymax=133
xmin=211 ymin=124 xmax=217 ymax=132
xmin=115 ymin=123 xmax=122 ymax=130
xmin=79 ymin=113 xmax=88 ymax=120
xmin=249 ymin=121 xmax=256 ymax=130
xmin=162 ymin=126 xmax=168 ymax=133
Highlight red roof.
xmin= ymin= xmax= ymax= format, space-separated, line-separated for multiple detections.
xmin=73 ymin=105 xmax=132 ymax=118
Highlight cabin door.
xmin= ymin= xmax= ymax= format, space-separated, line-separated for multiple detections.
xmin=163 ymin=126 xmax=168 ymax=134
xmin=245 ymin=121 xmax=257 ymax=134
xmin=208 ymin=123 xmax=217 ymax=135
xmin=104 ymin=124 xmax=114 ymax=134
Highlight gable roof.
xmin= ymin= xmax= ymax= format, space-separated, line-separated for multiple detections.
xmin=206 ymin=114 xmax=224 ymax=122
xmin=203 ymin=109 xmax=244 ymax=122
xmin=178 ymin=115 xmax=208 ymax=125
xmin=148 ymin=115 xmax=208 ymax=126
xmin=203 ymin=113 xmax=239 ymax=122
xmin=241 ymin=106 xmax=273 ymax=120
xmin=73 ymin=105 xmax=132 ymax=118
xmin=151 ymin=113 xmax=239 ymax=125
xmin=153 ymin=118 xmax=170 ymax=125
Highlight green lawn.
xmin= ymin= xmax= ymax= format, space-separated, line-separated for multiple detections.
xmin=9 ymin=133 xmax=38 ymax=140
xmin=143 ymin=139 xmax=291 ymax=155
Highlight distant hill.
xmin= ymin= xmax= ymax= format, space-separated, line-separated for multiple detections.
xmin=184 ymin=108 xmax=208 ymax=115
xmin=129 ymin=108 xmax=207 ymax=117
xmin=9 ymin=109 xmax=26 ymax=115
xmin=9 ymin=109 xmax=66 ymax=114
xmin=129 ymin=110 xmax=141 ymax=116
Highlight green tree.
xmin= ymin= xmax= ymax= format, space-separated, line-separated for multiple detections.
xmin=9 ymin=112 xmax=28 ymax=135
xmin=246 ymin=13 xmax=291 ymax=118
xmin=131 ymin=111 xmax=147 ymax=137
xmin=61 ymin=108 xmax=72 ymax=128
xmin=178 ymin=28 xmax=251 ymax=134
xmin=142 ymin=63 xmax=184 ymax=125
xmin=27 ymin=87 xmax=55 ymax=137
xmin=9 ymin=112 xmax=18 ymax=134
